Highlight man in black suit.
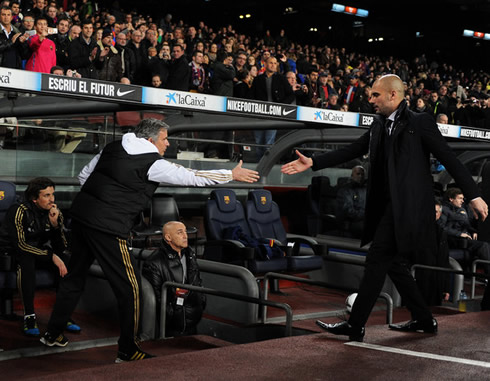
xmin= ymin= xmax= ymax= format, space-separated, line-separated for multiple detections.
xmin=282 ymin=74 xmax=488 ymax=341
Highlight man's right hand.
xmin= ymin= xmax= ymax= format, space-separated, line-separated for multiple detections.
xmin=281 ymin=150 xmax=313 ymax=175
xmin=460 ymin=233 xmax=472 ymax=239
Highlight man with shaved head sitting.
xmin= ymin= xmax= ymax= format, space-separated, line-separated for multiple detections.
xmin=281 ymin=74 xmax=488 ymax=341
xmin=143 ymin=221 xmax=205 ymax=337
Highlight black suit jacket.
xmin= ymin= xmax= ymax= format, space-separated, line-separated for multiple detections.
xmin=252 ymin=72 xmax=294 ymax=104
xmin=312 ymin=101 xmax=479 ymax=253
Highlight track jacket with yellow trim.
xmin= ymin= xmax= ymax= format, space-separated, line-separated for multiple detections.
xmin=4 ymin=200 xmax=67 ymax=259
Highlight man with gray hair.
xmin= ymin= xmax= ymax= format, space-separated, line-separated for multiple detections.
xmin=41 ymin=118 xmax=259 ymax=362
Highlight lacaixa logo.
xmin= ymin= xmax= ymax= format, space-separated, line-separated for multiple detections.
xmin=260 ymin=196 xmax=267 ymax=205
xmin=0 ymin=190 xmax=4 ymax=200
xmin=224 ymin=195 xmax=230 ymax=204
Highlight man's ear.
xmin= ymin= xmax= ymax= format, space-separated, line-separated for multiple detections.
xmin=164 ymin=233 xmax=171 ymax=242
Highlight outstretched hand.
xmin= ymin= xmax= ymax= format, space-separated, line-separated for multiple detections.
xmin=231 ymin=160 xmax=260 ymax=183
xmin=281 ymin=150 xmax=313 ymax=175
xmin=468 ymin=197 xmax=488 ymax=222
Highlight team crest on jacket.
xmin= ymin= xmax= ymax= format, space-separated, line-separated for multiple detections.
xmin=224 ymin=196 xmax=230 ymax=204
xmin=0 ymin=191 xmax=4 ymax=200
xmin=261 ymin=196 xmax=267 ymax=205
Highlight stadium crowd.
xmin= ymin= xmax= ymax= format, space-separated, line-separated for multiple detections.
xmin=0 ymin=0 xmax=489 ymax=128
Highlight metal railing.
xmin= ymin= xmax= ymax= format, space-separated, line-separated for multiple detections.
xmin=471 ymin=259 xmax=490 ymax=298
xmin=262 ymin=272 xmax=394 ymax=324
xmin=411 ymin=263 xmax=490 ymax=301
xmin=161 ymin=281 xmax=293 ymax=339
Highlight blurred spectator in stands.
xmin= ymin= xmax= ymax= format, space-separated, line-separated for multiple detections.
xmin=126 ymin=29 xmax=147 ymax=85
xmin=10 ymin=0 xmax=21 ymax=28
xmin=69 ymin=19 xmax=101 ymax=79
xmin=234 ymin=68 xmax=253 ymax=99
xmin=286 ymin=70 xmax=310 ymax=106
xmin=305 ymin=67 xmax=321 ymax=107
xmin=263 ymin=29 xmax=274 ymax=48
xmin=0 ymin=5 xmax=28 ymax=69
xmin=275 ymin=29 xmax=289 ymax=50
xmin=79 ymin=0 xmax=93 ymax=21
xmin=318 ymin=71 xmax=336 ymax=108
xmin=151 ymin=73 xmax=163 ymax=88
xmin=336 ymin=165 xmax=366 ymax=238
xmin=458 ymin=97 xmax=485 ymax=128
xmin=427 ymin=90 xmax=447 ymax=119
xmin=95 ymin=27 xmax=103 ymax=42
xmin=207 ymin=42 xmax=217 ymax=63
xmin=246 ymin=53 xmax=256 ymax=68
xmin=210 ymin=49 xmax=235 ymax=96
xmin=233 ymin=50 xmax=247 ymax=76
xmin=482 ymin=95 xmax=490 ymax=129
xmin=358 ymin=84 xmax=374 ymax=114
xmin=68 ymin=24 xmax=81 ymax=41
xmin=185 ymin=25 xmax=200 ymax=59
xmin=48 ymin=17 xmax=70 ymax=71
xmin=29 ymin=0 xmax=45 ymax=18
xmin=97 ymin=29 xmax=122 ymax=82
xmin=166 ymin=43 xmax=190 ymax=91
xmin=436 ymin=113 xmax=449 ymax=124
xmin=25 ymin=16 xmax=56 ymax=73
xmin=159 ymin=13 xmax=172 ymax=33
xmin=141 ymin=28 xmax=160 ymax=54
xmin=189 ymin=49 xmax=206 ymax=93
xmin=412 ymin=97 xmax=432 ymax=115
xmin=344 ymin=73 xmax=360 ymax=110
xmin=257 ymin=49 xmax=270 ymax=74
xmin=142 ymin=221 xmax=206 ymax=337
xmin=440 ymin=187 xmax=490 ymax=275
xmin=326 ymin=93 xmax=341 ymax=110
xmin=45 ymin=5 xmax=57 ymax=28
xmin=252 ymin=56 xmax=293 ymax=158
xmin=115 ymin=32 xmax=136 ymax=83
xmin=453 ymin=78 xmax=467 ymax=102
xmin=19 ymin=12 xmax=34 ymax=34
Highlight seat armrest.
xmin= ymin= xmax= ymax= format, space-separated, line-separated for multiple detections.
xmin=286 ymin=233 xmax=318 ymax=246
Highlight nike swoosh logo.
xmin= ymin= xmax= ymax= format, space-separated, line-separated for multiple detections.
xmin=117 ymin=89 xmax=135 ymax=97
xmin=282 ymin=109 xmax=296 ymax=116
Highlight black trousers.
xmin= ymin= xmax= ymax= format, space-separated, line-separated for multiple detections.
xmin=348 ymin=203 xmax=432 ymax=328
xmin=47 ymin=222 xmax=141 ymax=352
xmin=16 ymin=253 xmax=58 ymax=316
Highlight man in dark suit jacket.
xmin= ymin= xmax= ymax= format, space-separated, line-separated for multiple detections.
xmin=282 ymin=74 xmax=488 ymax=341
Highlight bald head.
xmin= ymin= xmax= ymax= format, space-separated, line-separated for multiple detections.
xmin=369 ymin=74 xmax=405 ymax=116
xmin=163 ymin=221 xmax=188 ymax=254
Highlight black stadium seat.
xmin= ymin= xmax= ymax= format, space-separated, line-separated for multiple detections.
xmin=203 ymin=189 xmax=287 ymax=275
xmin=246 ymin=189 xmax=324 ymax=273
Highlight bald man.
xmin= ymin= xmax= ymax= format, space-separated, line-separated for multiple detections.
xmin=282 ymin=74 xmax=488 ymax=341
xmin=142 ymin=221 xmax=205 ymax=337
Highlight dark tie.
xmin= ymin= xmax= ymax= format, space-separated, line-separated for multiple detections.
xmin=385 ymin=119 xmax=393 ymax=135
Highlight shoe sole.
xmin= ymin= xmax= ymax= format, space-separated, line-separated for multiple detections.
xmin=40 ymin=337 xmax=68 ymax=347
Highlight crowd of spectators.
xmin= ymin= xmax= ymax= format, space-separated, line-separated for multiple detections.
xmin=0 ymin=0 xmax=489 ymax=128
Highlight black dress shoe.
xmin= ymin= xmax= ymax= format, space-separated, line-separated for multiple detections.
xmin=316 ymin=320 xmax=365 ymax=342
xmin=389 ymin=318 xmax=438 ymax=333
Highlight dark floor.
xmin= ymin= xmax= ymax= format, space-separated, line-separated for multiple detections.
xmin=1 ymin=283 xmax=488 ymax=380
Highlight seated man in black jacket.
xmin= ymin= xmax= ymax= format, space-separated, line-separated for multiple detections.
xmin=142 ymin=221 xmax=205 ymax=337
xmin=440 ymin=187 xmax=490 ymax=274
